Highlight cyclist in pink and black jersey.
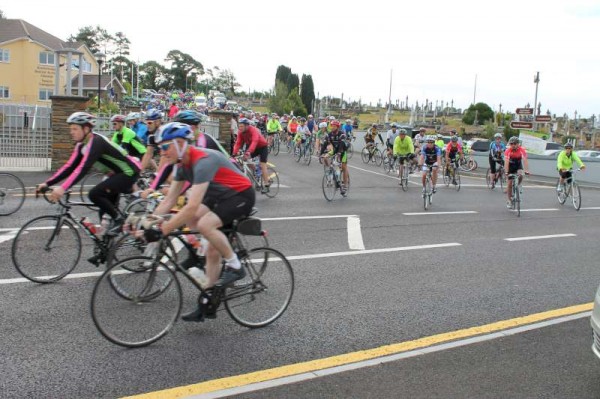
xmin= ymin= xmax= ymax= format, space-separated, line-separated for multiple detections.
xmin=504 ymin=136 xmax=530 ymax=207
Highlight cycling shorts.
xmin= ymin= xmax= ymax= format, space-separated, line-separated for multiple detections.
xmin=422 ymin=163 xmax=438 ymax=172
xmin=250 ymin=146 xmax=269 ymax=163
xmin=205 ymin=188 xmax=255 ymax=227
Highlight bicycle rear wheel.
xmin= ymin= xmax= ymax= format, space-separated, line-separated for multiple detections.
xmin=322 ymin=170 xmax=337 ymax=201
xmin=572 ymin=183 xmax=581 ymax=211
xmin=261 ymin=167 xmax=279 ymax=198
xmin=12 ymin=216 xmax=81 ymax=283
xmin=454 ymin=169 xmax=461 ymax=191
xmin=374 ymin=150 xmax=383 ymax=166
xmin=91 ymin=257 xmax=182 ymax=348
xmin=0 ymin=173 xmax=26 ymax=216
xmin=225 ymin=247 xmax=294 ymax=328
xmin=346 ymin=142 xmax=354 ymax=159
xmin=486 ymin=168 xmax=492 ymax=189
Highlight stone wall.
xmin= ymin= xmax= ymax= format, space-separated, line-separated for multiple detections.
xmin=49 ymin=95 xmax=90 ymax=171
xmin=208 ymin=110 xmax=237 ymax=151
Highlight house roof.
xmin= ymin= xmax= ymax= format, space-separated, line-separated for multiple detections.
xmin=0 ymin=19 xmax=68 ymax=50
xmin=70 ymin=74 xmax=127 ymax=93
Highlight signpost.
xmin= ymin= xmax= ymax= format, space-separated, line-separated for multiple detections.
xmin=516 ymin=108 xmax=534 ymax=115
xmin=510 ymin=121 xmax=533 ymax=129
xmin=535 ymin=115 xmax=551 ymax=122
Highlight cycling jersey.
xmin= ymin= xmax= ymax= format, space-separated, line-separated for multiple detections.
xmin=132 ymin=121 xmax=148 ymax=144
xmin=557 ymin=150 xmax=584 ymax=171
xmin=504 ymin=147 xmax=527 ymax=164
xmin=233 ymin=125 xmax=268 ymax=155
xmin=295 ymin=125 xmax=311 ymax=140
xmin=386 ymin=129 xmax=399 ymax=146
xmin=445 ymin=142 xmax=462 ymax=158
xmin=489 ymin=141 xmax=506 ymax=158
xmin=46 ymin=133 xmax=140 ymax=191
xmin=435 ymin=139 xmax=445 ymax=150
xmin=322 ymin=131 xmax=347 ymax=155
xmin=365 ymin=127 xmax=379 ymax=142
xmin=393 ymin=136 xmax=414 ymax=156
xmin=421 ymin=145 xmax=441 ymax=165
xmin=266 ymin=119 xmax=282 ymax=133
xmin=288 ymin=121 xmax=298 ymax=134
xmin=112 ymin=127 xmax=147 ymax=159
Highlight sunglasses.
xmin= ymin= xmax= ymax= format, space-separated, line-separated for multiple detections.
xmin=159 ymin=141 xmax=173 ymax=151
xmin=510 ymin=143 xmax=518 ymax=146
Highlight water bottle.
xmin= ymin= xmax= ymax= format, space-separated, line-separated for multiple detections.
xmin=188 ymin=266 xmax=208 ymax=288
xmin=255 ymin=163 xmax=262 ymax=179
xmin=81 ymin=217 xmax=96 ymax=235
xmin=96 ymin=215 xmax=111 ymax=237
xmin=186 ymin=234 xmax=200 ymax=249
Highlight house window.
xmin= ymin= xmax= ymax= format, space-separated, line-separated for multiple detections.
xmin=0 ymin=49 xmax=9 ymax=63
xmin=0 ymin=86 xmax=10 ymax=99
xmin=39 ymin=89 xmax=53 ymax=101
xmin=73 ymin=58 xmax=92 ymax=72
xmin=39 ymin=52 xmax=55 ymax=65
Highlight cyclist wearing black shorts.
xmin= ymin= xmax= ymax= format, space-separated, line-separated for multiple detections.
xmin=321 ymin=120 xmax=349 ymax=196
xmin=488 ymin=133 xmax=506 ymax=188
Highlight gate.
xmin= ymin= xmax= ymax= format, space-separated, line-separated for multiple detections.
xmin=0 ymin=104 xmax=52 ymax=171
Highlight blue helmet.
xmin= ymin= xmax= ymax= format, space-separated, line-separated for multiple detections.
xmin=174 ymin=110 xmax=203 ymax=125
xmin=154 ymin=122 xmax=193 ymax=144
xmin=145 ymin=109 xmax=163 ymax=121
xmin=239 ymin=117 xmax=250 ymax=125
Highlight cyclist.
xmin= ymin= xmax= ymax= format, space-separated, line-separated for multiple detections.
xmin=504 ymin=136 xmax=530 ymax=208
xmin=392 ymin=128 xmax=415 ymax=183
xmin=444 ymin=136 xmax=463 ymax=185
xmin=126 ymin=112 xmax=148 ymax=143
xmin=449 ymin=129 xmax=463 ymax=146
xmin=287 ymin=116 xmax=298 ymax=147
xmin=140 ymin=109 xmax=164 ymax=171
xmin=315 ymin=121 xmax=328 ymax=158
xmin=556 ymin=142 xmax=585 ymax=192
xmin=435 ymin=134 xmax=445 ymax=150
xmin=306 ymin=114 xmax=315 ymax=133
xmin=145 ymin=123 xmax=255 ymax=322
xmin=266 ymin=113 xmax=283 ymax=148
xmin=365 ymin=123 xmax=384 ymax=149
xmin=321 ymin=120 xmax=349 ymax=196
xmin=488 ymin=133 xmax=506 ymax=189
xmin=36 ymin=112 xmax=140 ymax=241
xmin=419 ymin=135 xmax=441 ymax=193
xmin=110 ymin=114 xmax=147 ymax=160
xmin=294 ymin=117 xmax=311 ymax=153
xmin=385 ymin=123 xmax=400 ymax=158
xmin=342 ymin=119 xmax=354 ymax=140
xmin=233 ymin=118 xmax=271 ymax=194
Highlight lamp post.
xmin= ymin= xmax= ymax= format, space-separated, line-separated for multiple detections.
xmin=94 ymin=52 xmax=106 ymax=108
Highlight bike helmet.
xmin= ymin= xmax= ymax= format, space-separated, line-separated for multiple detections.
xmin=508 ymin=136 xmax=519 ymax=144
xmin=437 ymin=134 xmax=443 ymax=138
xmin=390 ymin=123 xmax=398 ymax=128
xmin=154 ymin=122 xmax=194 ymax=144
xmin=66 ymin=111 xmax=96 ymax=127
xmin=239 ymin=117 xmax=250 ymax=125
xmin=328 ymin=116 xmax=336 ymax=120
xmin=419 ymin=127 xmax=426 ymax=132
xmin=330 ymin=120 xmax=341 ymax=128
xmin=494 ymin=133 xmax=503 ymax=139
xmin=451 ymin=136 xmax=458 ymax=142
xmin=145 ymin=109 xmax=163 ymax=121
xmin=300 ymin=117 xmax=306 ymax=122
xmin=564 ymin=142 xmax=573 ymax=148
xmin=450 ymin=129 xmax=457 ymax=134
xmin=371 ymin=123 xmax=377 ymax=127
xmin=426 ymin=136 xmax=436 ymax=142
xmin=174 ymin=110 xmax=203 ymax=125
xmin=318 ymin=122 xmax=328 ymax=129
xmin=110 ymin=114 xmax=126 ymax=124
xmin=125 ymin=112 xmax=140 ymax=121
xmin=308 ymin=114 xmax=313 ymax=118
xmin=399 ymin=129 xmax=407 ymax=134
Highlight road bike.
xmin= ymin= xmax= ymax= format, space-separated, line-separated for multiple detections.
xmin=556 ymin=169 xmax=581 ymax=211
xmin=91 ymin=215 xmax=293 ymax=348
xmin=507 ymin=173 xmax=526 ymax=217
xmin=383 ymin=153 xmax=398 ymax=175
xmin=459 ymin=153 xmax=478 ymax=171
xmin=442 ymin=159 xmax=461 ymax=191
xmin=322 ymin=158 xmax=350 ymax=201
xmin=294 ymin=136 xmax=313 ymax=166
xmin=0 ymin=172 xmax=26 ymax=216
xmin=486 ymin=160 xmax=506 ymax=190
xmin=361 ymin=142 xmax=383 ymax=166
xmin=268 ymin=132 xmax=280 ymax=156
xmin=345 ymin=135 xmax=355 ymax=160
xmin=422 ymin=165 xmax=436 ymax=210
xmin=233 ymin=155 xmax=280 ymax=198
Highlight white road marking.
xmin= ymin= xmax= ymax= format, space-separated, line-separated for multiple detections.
xmin=0 ymin=231 xmax=17 ymax=244
xmin=580 ymin=207 xmax=600 ymax=210
xmin=0 ymin=242 xmax=461 ymax=285
xmin=346 ymin=216 xmax=365 ymax=250
xmin=514 ymin=208 xmax=560 ymax=212
xmin=403 ymin=211 xmax=478 ymax=216
xmin=262 ymin=215 xmax=357 ymax=221
xmin=504 ymin=233 xmax=576 ymax=242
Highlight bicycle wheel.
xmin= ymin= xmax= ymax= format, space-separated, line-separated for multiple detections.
xmin=423 ymin=178 xmax=431 ymax=210
xmin=295 ymin=145 xmax=302 ymax=162
xmin=374 ymin=150 xmax=383 ymax=166
xmin=499 ymin=171 xmax=506 ymax=190
xmin=304 ymin=145 xmax=312 ymax=165
xmin=467 ymin=158 xmax=478 ymax=171
xmin=322 ymin=170 xmax=336 ymax=201
xmin=556 ymin=179 xmax=567 ymax=204
xmin=401 ymin=165 xmax=409 ymax=192
xmin=91 ymin=256 xmax=182 ymax=348
xmin=442 ymin=166 xmax=450 ymax=187
xmin=486 ymin=168 xmax=492 ymax=189
xmin=383 ymin=156 xmax=392 ymax=174
xmin=361 ymin=148 xmax=370 ymax=164
xmin=0 ymin=173 xmax=26 ymax=216
xmin=572 ymin=183 xmax=581 ymax=211
xmin=79 ymin=172 xmax=104 ymax=207
xmin=261 ymin=167 xmax=279 ymax=198
xmin=273 ymin=136 xmax=280 ymax=156
xmin=124 ymin=197 xmax=159 ymax=216
xmin=346 ymin=142 xmax=354 ymax=159
xmin=455 ymin=169 xmax=461 ymax=191
xmin=225 ymin=247 xmax=294 ymax=328
xmin=514 ymin=186 xmax=520 ymax=217
xmin=12 ymin=216 xmax=81 ymax=283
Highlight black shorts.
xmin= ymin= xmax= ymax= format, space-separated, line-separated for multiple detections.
xmin=508 ymin=161 xmax=522 ymax=174
xmin=559 ymin=170 xmax=572 ymax=180
xmin=386 ymin=142 xmax=393 ymax=150
xmin=251 ymin=146 xmax=269 ymax=163
xmin=204 ymin=188 xmax=256 ymax=227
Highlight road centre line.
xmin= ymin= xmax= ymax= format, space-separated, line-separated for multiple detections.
xmin=514 ymin=208 xmax=560 ymax=212
xmin=504 ymin=233 xmax=576 ymax=242
xmin=121 ymin=303 xmax=593 ymax=399
xmin=0 ymin=243 xmax=461 ymax=285
xmin=403 ymin=211 xmax=478 ymax=216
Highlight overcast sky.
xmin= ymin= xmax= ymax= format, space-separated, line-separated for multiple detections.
xmin=3 ymin=0 xmax=599 ymax=117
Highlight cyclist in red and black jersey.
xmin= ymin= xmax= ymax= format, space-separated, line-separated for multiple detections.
xmin=233 ymin=118 xmax=270 ymax=193
xmin=504 ymin=136 xmax=530 ymax=207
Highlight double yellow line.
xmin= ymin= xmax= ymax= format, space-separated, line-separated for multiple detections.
xmin=123 ymin=302 xmax=593 ymax=399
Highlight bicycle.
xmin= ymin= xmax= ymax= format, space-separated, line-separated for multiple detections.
xmin=233 ymin=155 xmax=280 ymax=198
xmin=396 ymin=156 xmax=411 ymax=191
xmin=91 ymin=215 xmax=294 ymax=348
xmin=361 ymin=142 xmax=383 ymax=166
xmin=322 ymin=157 xmax=350 ymax=201
xmin=294 ymin=136 xmax=313 ymax=165
xmin=345 ymin=136 xmax=355 ymax=160
xmin=507 ymin=173 xmax=526 ymax=217
xmin=268 ymin=132 xmax=280 ymax=156
xmin=556 ymin=169 xmax=581 ymax=211
xmin=383 ymin=153 xmax=398 ymax=175
xmin=11 ymin=188 xmax=130 ymax=283
xmin=0 ymin=172 xmax=26 ymax=216
xmin=486 ymin=160 xmax=506 ymax=190
xmin=421 ymin=165 xmax=435 ymax=210
xmin=442 ymin=159 xmax=461 ymax=191
xmin=459 ymin=153 xmax=478 ymax=171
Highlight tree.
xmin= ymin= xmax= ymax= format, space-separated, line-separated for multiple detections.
xmin=0 ymin=9 xmax=6 ymax=19
xmin=300 ymin=74 xmax=315 ymax=115
xmin=112 ymin=32 xmax=131 ymax=81
xmin=139 ymin=61 xmax=168 ymax=90
xmin=285 ymin=90 xmax=307 ymax=116
xmin=164 ymin=50 xmax=204 ymax=90
xmin=275 ymin=65 xmax=292 ymax=87
xmin=268 ymin=81 xmax=289 ymax=116
xmin=68 ymin=26 xmax=100 ymax=53
xmin=462 ymin=102 xmax=494 ymax=125
xmin=286 ymin=73 xmax=299 ymax=94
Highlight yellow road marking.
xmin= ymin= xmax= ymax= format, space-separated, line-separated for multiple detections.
xmin=122 ymin=302 xmax=593 ymax=399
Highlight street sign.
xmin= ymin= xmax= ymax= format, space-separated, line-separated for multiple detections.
xmin=510 ymin=121 xmax=533 ymax=129
xmin=516 ymin=108 xmax=534 ymax=115
xmin=535 ymin=115 xmax=552 ymax=122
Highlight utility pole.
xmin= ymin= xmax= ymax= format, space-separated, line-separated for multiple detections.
xmin=473 ymin=74 xmax=477 ymax=104
xmin=533 ymin=71 xmax=540 ymax=131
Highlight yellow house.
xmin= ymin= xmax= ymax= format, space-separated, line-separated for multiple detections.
xmin=0 ymin=19 xmax=123 ymax=106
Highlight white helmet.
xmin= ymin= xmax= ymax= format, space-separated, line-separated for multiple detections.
xmin=318 ymin=122 xmax=328 ymax=129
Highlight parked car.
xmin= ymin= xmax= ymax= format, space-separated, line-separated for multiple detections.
xmin=576 ymin=150 xmax=600 ymax=158
xmin=214 ymin=96 xmax=227 ymax=106
xmin=541 ymin=149 xmax=561 ymax=158
xmin=470 ymin=140 xmax=491 ymax=152
xmin=591 ymin=287 xmax=600 ymax=359
xmin=195 ymin=96 xmax=207 ymax=107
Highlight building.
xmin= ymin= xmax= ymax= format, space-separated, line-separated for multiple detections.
xmin=0 ymin=19 xmax=124 ymax=106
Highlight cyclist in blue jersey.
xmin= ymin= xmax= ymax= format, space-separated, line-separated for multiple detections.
xmin=419 ymin=135 xmax=442 ymax=193
xmin=126 ymin=112 xmax=148 ymax=144
xmin=488 ymin=133 xmax=506 ymax=188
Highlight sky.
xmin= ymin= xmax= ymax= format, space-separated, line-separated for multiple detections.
xmin=2 ymin=0 xmax=600 ymax=117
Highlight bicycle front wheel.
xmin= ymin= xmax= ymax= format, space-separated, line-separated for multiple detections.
xmin=12 ymin=216 xmax=81 ymax=283
xmin=360 ymin=148 xmax=370 ymax=164
xmin=304 ymin=145 xmax=312 ymax=165
xmin=91 ymin=257 xmax=182 ymax=348
xmin=322 ymin=171 xmax=336 ymax=201
xmin=572 ymin=183 xmax=581 ymax=211
xmin=442 ymin=166 xmax=450 ymax=187
xmin=556 ymin=179 xmax=567 ymax=204
xmin=374 ymin=150 xmax=383 ymax=166
xmin=0 ymin=173 xmax=26 ymax=216
xmin=262 ymin=167 xmax=279 ymax=198
xmin=401 ymin=166 xmax=409 ymax=192
xmin=225 ymin=247 xmax=294 ymax=328
xmin=486 ymin=168 xmax=492 ymax=189
xmin=346 ymin=142 xmax=354 ymax=159
xmin=454 ymin=169 xmax=461 ymax=191
xmin=514 ymin=187 xmax=521 ymax=217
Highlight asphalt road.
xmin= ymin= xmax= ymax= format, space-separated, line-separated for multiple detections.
xmin=2 ymin=151 xmax=600 ymax=399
